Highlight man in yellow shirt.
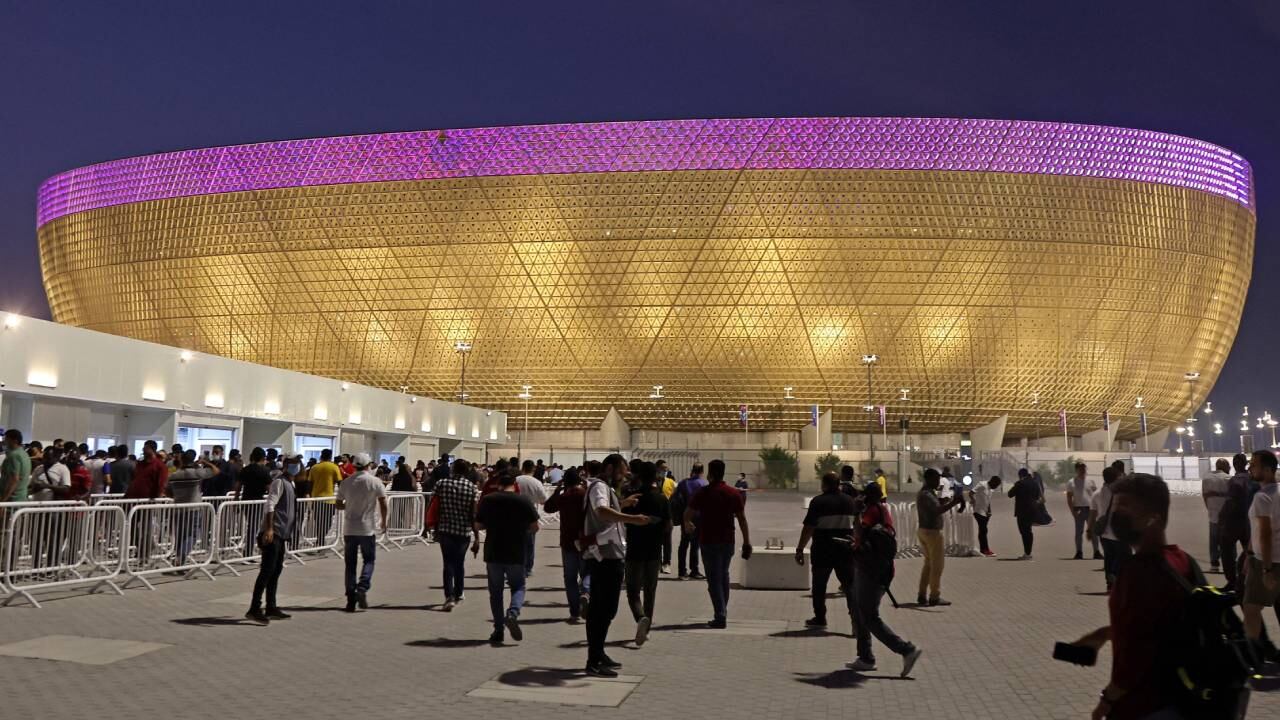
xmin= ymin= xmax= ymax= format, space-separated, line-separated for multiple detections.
xmin=657 ymin=460 xmax=675 ymax=574
xmin=309 ymin=448 xmax=344 ymax=545
xmin=874 ymin=468 xmax=888 ymax=498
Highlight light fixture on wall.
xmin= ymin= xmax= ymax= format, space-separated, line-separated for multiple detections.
xmin=348 ymin=410 xmax=362 ymax=425
xmin=263 ymin=400 xmax=280 ymax=415
xmin=26 ymin=369 xmax=57 ymax=388
xmin=394 ymin=417 xmax=406 ymax=430
xmin=314 ymin=406 xmax=329 ymax=421
xmin=340 ymin=382 xmax=349 ymax=391
xmin=4 ymin=314 xmax=20 ymax=330
xmin=204 ymin=392 xmax=225 ymax=409
xmin=421 ymin=420 xmax=431 ymax=433
xmin=179 ymin=350 xmax=194 ymax=363
xmin=142 ymin=387 xmax=166 ymax=402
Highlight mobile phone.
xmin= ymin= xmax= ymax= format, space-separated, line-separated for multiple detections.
xmin=1052 ymin=641 xmax=1097 ymax=666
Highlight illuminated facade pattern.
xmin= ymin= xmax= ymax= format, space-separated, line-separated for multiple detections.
xmin=37 ymin=118 xmax=1254 ymax=435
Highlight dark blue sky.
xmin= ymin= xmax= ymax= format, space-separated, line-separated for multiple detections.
xmin=2 ymin=1 xmax=1277 ymax=433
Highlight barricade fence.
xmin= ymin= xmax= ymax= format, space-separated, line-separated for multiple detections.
xmin=382 ymin=492 xmax=426 ymax=550
xmin=211 ymin=499 xmax=266 ymax=575
xmin=1 ymin=505 xmax=126 ymax=608
xmin=289 ymin=497 xmax=342 ymax=562
xmin=122 ymin=502 xmax=217 ymax=589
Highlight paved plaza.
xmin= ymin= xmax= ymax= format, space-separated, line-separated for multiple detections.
xmin=1 ymin=491 xmax=1277 ymax=719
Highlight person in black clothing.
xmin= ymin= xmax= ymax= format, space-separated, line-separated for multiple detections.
xmin=1007 ymin=468 xmax=1041 ymax=559
xmin=840 ymin=465 xmax=859 ymax=498
xmin=474 ymin=471 xmax=541 ymax=644
xmin=794 ymin=471 xmax=858 ymax=630
xmin=623 ymin=461 xmax=671 ymax=647
xmin=1219 ymin=452 xmax=1254 ymax=592
xmin=236 ymin=447 xmax=273 ymax=558
xmin=391 ymin=458 xmax=415 ymax=492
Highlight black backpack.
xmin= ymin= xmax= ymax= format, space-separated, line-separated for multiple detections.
xmin=858 ymin=509 xmax=897 ymax=586
xmin=1160 ymin=556 xmax=1255 ymax=719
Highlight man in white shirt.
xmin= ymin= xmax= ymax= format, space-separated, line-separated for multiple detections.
xmin=547 ymin=464 xmax=564 ymax=485
xmin=85 ymin=450 xmax=109 ymax=494
xmin=335 ymin=452 xmax=388 ymax=612
xmin=1087 ymin=464 xmax=1130 ymax=591
xmin=30 ymin=447 xmax=71 ymax=501
xmin=967 ymin=476 xmax=999 ymax=556
xmin=1201 ymin=457 xmax=1231 ymax=572
xmin=515 ymin=459 xmax=549 ymax=578
xmin=1065 ymin=462 xmax=1100 ymax=560
xmin=1242 ymin=450 xmax=1280 ymax=643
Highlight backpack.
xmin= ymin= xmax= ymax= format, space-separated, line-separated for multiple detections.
xmin=1159 ymin=556 xmax=1255 ymax=719
xmin=858 ymin=504 xmax=897 ymax=586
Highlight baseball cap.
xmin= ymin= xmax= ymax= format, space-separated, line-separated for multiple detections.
xmin=353 ymin=452 xmax=372 ymax=468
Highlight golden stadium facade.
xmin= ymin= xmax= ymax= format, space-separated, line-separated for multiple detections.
xmin=36 ymin=117 xmax=1254 ymax=435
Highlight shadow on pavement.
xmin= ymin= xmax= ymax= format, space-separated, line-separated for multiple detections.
xmin=793 ymin=670 xmax=869 ymax=689
xmin=1076 ymin=591 xmax=1110 ymax=597
xmin=405 ymin=638 xmax=495 ymax=649
xmin=496 ymin=667 xmax=590 ymax=688
xmin=171 ymin=616 xmax=255 ymax=627
xmin=557 ymin=639 xmax=631 ymax=649
xmin=770 ymin=628 xmax=854 ymax=639
xmin=650 ymin=621 xmax=717 ymax=631
xmin=373 ymin=603 xmax=444 ymax=611
xmin=515 ymin=617 xmax=573 ymax=625
xmin=522 ymin=600 xmax=570 ymax=608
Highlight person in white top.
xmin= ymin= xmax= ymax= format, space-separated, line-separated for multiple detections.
xmin=967 ymin=476 xmax=1000 ymax=556
xmin=1065 ymin=462 xmax=1100 ymax=560
xmin=29 ymin=448 xmax=71 ymax=501
xmin=335 ymin=452 xmax=389 ymax=612
xmin=85 ymin=451 xmax=109 ymax=494
xmin=1087 ymin=463 xmax=1130 ymax=591
xmin=515 ymin=460 xmax=549 ymax=578
xmin=547 ymin=464 xmax=564 ymax=485
xmin=1242 ymin=450 xmax=1280 ymax=643
xmin=1201 ymin=457 xmax=1231 ymax=572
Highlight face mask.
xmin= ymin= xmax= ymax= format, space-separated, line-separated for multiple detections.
xmin=1109 ymin=512 xmax=1142 ymax=545
xmin=286 ymin=464 xmax=301 ymax=476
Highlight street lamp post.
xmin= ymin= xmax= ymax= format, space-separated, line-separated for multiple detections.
xmin=454 ymin=341 xmax=472 ymax=402
xmin=862 ymin=354 xmax=878 ymax=459
xmin=517 ymin=385 xmax=533 ymax=460
xmin=649 ymin=385 xmax=665 ymax=448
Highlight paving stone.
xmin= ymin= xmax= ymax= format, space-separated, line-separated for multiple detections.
xmin=467 ymin=667 xmax=643 ymax=706
xmin=0 ymin=635 xmax=169 ymax=665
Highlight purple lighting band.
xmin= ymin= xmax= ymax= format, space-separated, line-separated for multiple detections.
xmin=36 ymin=117 xmax=1254 ymax=228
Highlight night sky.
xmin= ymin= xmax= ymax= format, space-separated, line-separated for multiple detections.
xmin=3 ymin=2 xmax=1277 ymax=435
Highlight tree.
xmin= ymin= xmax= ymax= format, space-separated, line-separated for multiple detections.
xmin=758 ymin=446 xmax=799 ymax=489
xmin=814 ymin=452 xmax=842 ymax=479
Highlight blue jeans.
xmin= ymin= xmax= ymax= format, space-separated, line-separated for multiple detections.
xmin=561 ymin=548 xmax=590 ymax=617
xmin=486 ymin=562 xmax=526 ymax=631
xmin=437 ymin=533 xmax=469 ymax=600
xmin=524 ymin=532 xmax=536 ymax=576
xmin=344 ymin=535 xmax=377 ymax=597
xmin=700 ymin=543 xmax=735 ymax=622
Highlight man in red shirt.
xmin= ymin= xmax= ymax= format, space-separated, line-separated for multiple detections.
xmin=124 ymin=440 xmax=169 ymax=499
xmin=544 ymin=466 xmax=591 ymax=622
xmin=1071 ymin=473 xmax=1198 ymax=720
xmin=684 ymin=459 xmax=751 ymax=628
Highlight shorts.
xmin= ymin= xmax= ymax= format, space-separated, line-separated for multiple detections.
xmin=1242 ymin=557 xmax=1280 ymax=607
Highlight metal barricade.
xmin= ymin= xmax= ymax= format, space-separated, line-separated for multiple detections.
xmin=889 ymin=501 xmax=921 ymax=557
xmin=944 ymin=508 xmax=979 ymax=557
xmin=382 ymin=492 xmax=426 ymax=549
xmin=121 ymin=502 xmax=216 ymax=589
xmin=1 ymin=505 xmax=126 ymax=608
xmin=89 ymin=493 xmax=124 ymax=505
xmin=211 ymin=499 xmax=267 ymax=576
xmin=289 ymin=497 xmax=342 ymax=563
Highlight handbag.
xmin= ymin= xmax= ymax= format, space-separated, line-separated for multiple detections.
xmin=424 ymin=493 xmax=441 ymax=530
xmin=1030 ymin=482 xmax=1053 ymax=526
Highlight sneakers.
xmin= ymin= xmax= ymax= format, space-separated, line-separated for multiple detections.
xmin=981 ymin=549 xmax=996 ymax=557
xmin=265 ymin=607 xmax=291 ymax=620
xmin=244 ymin=609 xmax=270 ymax=625
xmin=488 ymin=630 xmax=504 ymax=645
xmin=688 ymin=572 xmax=705 ymax=580
xmin=585 ymin=661 xmax=618 ymax=678
xmin=706 ymin=618 xmax=727 ymax=629
xmin=442 ymin=598 xmax=455 ymax=612
xmin=344 ymin=598 xmax=357 ymax=612
xmin=1017 ymin=554 xmax=1033 ymax=561
xmin=900 ymin=647 xmax=923 ymax=678
xmin=635 ymin=616 xmax=651 ymax=646
xmin=677 ymin=572 xmax=688 ymax=580
xmin=1073 ymin=552 xmax=1084 ymax=560
xmin=927 ymin=597 xmax=952 ymax=607
xmin=804 ymin=617 xmax=828 ymax=629
xmin=504 ymin=612 xmax=523 ymax=642
xmin=660 ymin=564 xmax=671 ymax=575
xmin=846 ymin=658 xmax=877 ymax=671
xmin=454 ymin=594 xmax=465 ymax=606
xmin=355 ymin=590 xmax=369 ymax=609
xmin=916 ymin=594 xmax=927 ymax=605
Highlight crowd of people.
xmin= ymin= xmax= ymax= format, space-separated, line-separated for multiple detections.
xmin=4 ymin=430 xmax=1279 ymax=712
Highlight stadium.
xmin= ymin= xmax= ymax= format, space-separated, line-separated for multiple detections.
xmin=35 ymin=117 xmax=1254 ymax=437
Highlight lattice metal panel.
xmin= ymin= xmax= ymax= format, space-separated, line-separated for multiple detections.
xmin=36 ymin=119 xmax=1254 ymax=435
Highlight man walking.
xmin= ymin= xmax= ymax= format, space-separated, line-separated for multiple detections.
xmin=1242 ymin=450 xmax=1280 ymax=649
xmin=310 ymin=448 xmax=343 ymax=546
xmin=916 ymin=469 xmax=961 ymax=605
xmin=1007 ymin=468 xmax=1041 ymax=561
xmin=1065 ymin=461 xmax=1101 ymax=560
xmin=1219 ymin=453 xmax=1256 ymax=592
xmin=544 ymin=467 xmax=590 ymax=622
xmin=475 ymin=470 xmax=541 ymax=644
xmin=581 ymin=454 xmax=653 ymax=675
xmin=335 ymin=453 xmax=388 ymax=612
xmin=672 ymin=463 xmax=708 ymax=579
xmin=848 ymin=482 xmax=923 ymax=677
xmin=245 ymin=450 xmax=297 ymax=625
xmin=685 ymin=459 xmax=752 ymax=628
xmin=968 ymin=476 xmax=999 ymax=556
xmin=1202 ymin=457 xmax=1231 ymax=573
xmin=1 ymin=429 xmax=31 ymax=503
xmin=623 ymin=461 xmax=670 ymax=646
xmin=795 ymin=471 xmax=857 ymax=629
xmin=433 ymin=458 xmax=480 ymax=611
xmin=514 ymin=459 xmax=549 ymax=578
